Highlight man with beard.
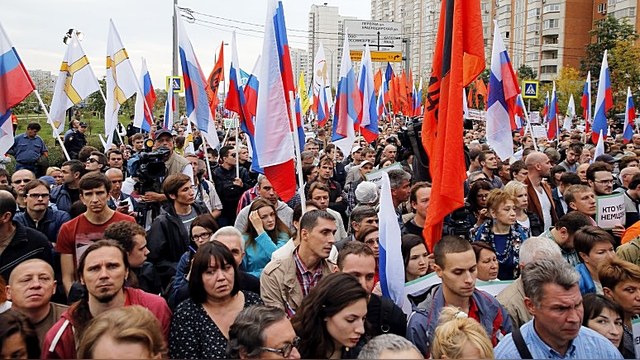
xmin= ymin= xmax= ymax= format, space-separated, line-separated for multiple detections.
xmin=42 ymin=240 xmax=171 ymax=359
xmin=525 ymin=151 xmax=557 ymax=231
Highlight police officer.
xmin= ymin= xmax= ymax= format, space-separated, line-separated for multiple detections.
xmin=64 ymin=121 xmax=87 ymax=160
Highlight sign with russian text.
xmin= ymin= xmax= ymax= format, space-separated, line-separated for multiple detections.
xmin=596 ymin=193 xmax=625 ymax=229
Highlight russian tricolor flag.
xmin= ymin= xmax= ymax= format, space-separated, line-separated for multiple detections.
xmin=163 ymin=87 xmax=175 ymax=130
xmin=0 ymin=22 xmax=35 ymax=155
xmin=176 ymin=8 xmax=220 ymax=150
xmin=254 ymin=0 xmax=297 ymax=202
xmin=486 ymin=22 xmax=520 ymax=161
xmin=332 ymin=28 xmax=361 ymax=157
xmin=624 ymin=87 xmax=635 ymax=143
xmin=582 ymin=72 xmax=592 ymax=133
xmin=357 ymin=43 xmax=378 ymax=143
xmin=515 ymin=94 xmax=525 ymax=135
xmin=592 ymin=50 xmax=613 ymax=144
xmin=547 ymin=82 xmax=559 ymax=140
xmin=133 ymin=58 xmax=156 ymax=132
xmin=377 ymin=70 xmax=387 ymax=120
xmin=243 ymin=56 xmax=260 ymax=121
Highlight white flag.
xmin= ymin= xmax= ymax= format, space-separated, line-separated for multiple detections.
xmin=49 ymin=32 xmax=100 ymax=137
xmin=564 ymin=94 xmax=575 ymax=131
xmin=105 ymin=19 xmax=139 ymax=148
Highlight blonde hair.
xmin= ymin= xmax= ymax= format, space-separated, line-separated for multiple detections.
xmin=46 ymin=166 xmax=61 ymax=176
xmin=503 ymin=180 xmax=526 ymax=198
xmin=430 ymin=306 xmax=494 ymax=359
xmin=486 ymin=189 xmax=515 ymax=212
xmin=77 ymin=306 xmax=166 ymax=359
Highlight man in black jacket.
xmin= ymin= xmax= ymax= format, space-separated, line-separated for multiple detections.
xmin=337 ymin=241 xmax=407 ymax=337
xmin=0 ymin=190 xmax=54 ymax=282
xmin=147 ymin=174 xmax=209 ymax=288
xmin=212 ymin=145 xmax=250 ymax=226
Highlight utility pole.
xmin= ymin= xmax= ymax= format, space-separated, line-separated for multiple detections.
xmin=404 ymin=37 xmax=411 ymax=75
xmin=172 ymin=0 xmax=180 ymax=121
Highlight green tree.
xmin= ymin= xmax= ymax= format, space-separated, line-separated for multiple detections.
xmin=609 ymin=39 xmax=640 ymax=111
xmin=555 ymin=66 xmax=582 ymax=115
xmin=85 ymin=78 xmax=106 ymax=116
xmin=581 ymin=15 xmax=638 ymax=79
xmin=517 ymin=65 xmax=537 ymax=81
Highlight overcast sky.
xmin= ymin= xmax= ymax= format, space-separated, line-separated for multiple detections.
xmin=3 ymin=0 xmax=370 ymax=91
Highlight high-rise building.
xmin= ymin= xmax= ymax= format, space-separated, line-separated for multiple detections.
xmin=595 ymin=0 xmax=639 ymax=30
xmin=308 ymin=3 xmax=356 ymax=90
xmin=28 ymin=69 xmax=56 ymax=93
xmin=290 ymin=48 xmax=309 ymax=83
xmin=490 ymin=1 xmax=591 ymax=82
xmin=371 ymin=0 xmax=494 ymax=81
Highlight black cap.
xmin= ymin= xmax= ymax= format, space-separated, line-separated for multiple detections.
xmin=79 ymin=122 xmax=88 ymax=127
xmin=154 ymin=129 xmax=173 ymax=140
xmin=595 ymin=154 xmax=616 ymax=164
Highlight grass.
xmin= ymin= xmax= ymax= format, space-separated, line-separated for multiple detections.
xmin=13 ymin=114 xmax=127 ymax=169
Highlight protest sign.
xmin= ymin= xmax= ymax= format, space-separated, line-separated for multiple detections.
xmin=596 ymin=193 xmax=625 ymax=229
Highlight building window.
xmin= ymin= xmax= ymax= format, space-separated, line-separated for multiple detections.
xmin=598 ymin=3 xmax=607 ymax=14
xmin=543 ymin=4 xmax=561 ymax=13
xmin=540 ymin=65 xmax=558 ymax=74
xmin=528 ymin=23 xmax=541 ymax=32
xmin=527 ymin=8 xmax=541 ymax=18
xmin=543 ymin=19 xmax=559 ymax=30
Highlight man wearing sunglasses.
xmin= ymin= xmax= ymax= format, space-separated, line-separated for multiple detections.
xmin=10 ymin=169 xmax=35 ymax=212
xmin=228 ymin=305 xmax=301 ymax=359
xmin=212 ymin=145 xmax=251 ymax=226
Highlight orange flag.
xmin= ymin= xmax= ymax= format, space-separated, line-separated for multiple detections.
xmin=206 ymin=42 xmax=225 ymax=118
xmin=398 ymin=70 xmax=409 ymax=114
xmin=475 ymin=78 xmax=488 ymax=109
xmin=374 ymin=68 xmax=382 ymax=95
xmin=422 ymin=0 xmax=486 ymax=252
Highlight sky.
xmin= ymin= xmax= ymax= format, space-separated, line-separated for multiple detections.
xmin=3 ymin=0 xmax=370 ymax=92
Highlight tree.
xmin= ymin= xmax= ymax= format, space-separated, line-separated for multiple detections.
xmin=609 ymin=39 xmax=640 ymax=111
xmin=85 ymin=78 xmax=106 ymax=116
xmin=517 ymin=65 xmax=537 ymax=81
xmin=581 ymin=15 xmax=638 ymax=79
xmin=555 ymin=66 xmax=582 ymax=115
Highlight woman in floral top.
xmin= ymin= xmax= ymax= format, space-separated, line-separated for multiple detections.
xmin=471 ymin=189 xmax=528 ymax=280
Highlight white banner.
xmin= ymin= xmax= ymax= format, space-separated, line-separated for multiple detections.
xmin=596 ymin=193 xmax=625 ymax=229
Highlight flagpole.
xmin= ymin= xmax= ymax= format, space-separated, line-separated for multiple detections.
xmin=289 ymin=91 xmax=306 ymax=212
xmin=235 ymin=117 xmax=240 ymax=179
xmin=33 ymin=90 xmax=71 ymax=161
xmin=200 ymin=131 xmax=214 ymax=182
xmin=519 ymin=94 xmax=539 ymax=152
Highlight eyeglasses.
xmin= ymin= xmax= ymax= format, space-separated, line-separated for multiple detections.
xmin=192 ymin=232 xmax=212 ymax=241
xmin=27 ymin=193 xmax=49 ymax=199
xmin=260 ymin=336 xmax=300 ymax=358
xmin=86 ymin=158 xmax=99 ymax=164
xmin=12 ymin=179 xmax=33 ymax=184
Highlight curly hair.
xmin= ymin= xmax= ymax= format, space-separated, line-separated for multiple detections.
xmin=291 ymin=273 xmax=368 ymax=359
xmin=431 ymin=306 xmax=494 ymax=359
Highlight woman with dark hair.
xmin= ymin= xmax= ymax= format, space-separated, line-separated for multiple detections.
xmin=466 ymin=180 xmax=493 ymax=227
xmin=242 ymin=199 xmax=291 ymax=278
xmin=471 ymin=242 xmax=499 ymax=281
xmin=355 ymin=225 xmax=379 ymax=260
xmin=169 ymin=241 xmax=262 ymax=359
xmin=292 ymin=273 xmax=368 ymax=359
xmin=401 ymin=234 xmax=430 ymax=282
xmin=471 ymin=189 xmax=527 ymax=280
xmin=582 ymin=293 xmax=625 ymax=355
xmin=0 ymin=310 xmax=40 ymax=359
xmin=169 ymin=213 xmax=220 ymax=304
xmin=302 ymin=164 xmax=318 ymax=185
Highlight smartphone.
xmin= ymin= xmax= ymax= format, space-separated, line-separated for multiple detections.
xmin=118 ymin=200 xmax=128 ymax=207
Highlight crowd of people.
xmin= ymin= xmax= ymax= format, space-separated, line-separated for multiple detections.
xmin=0 ymin=113 xmax=639 ymax=359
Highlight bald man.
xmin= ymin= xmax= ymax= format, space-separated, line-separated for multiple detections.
xmin=11 ymin=169 xmax=35 ymax=211
xmin=524 ymin=152 xmax=558 ymax=231
xmin=616 ymin=166 xmax=640 ymax=193
xmin=6 ymin=259 xmax=68 ymax=345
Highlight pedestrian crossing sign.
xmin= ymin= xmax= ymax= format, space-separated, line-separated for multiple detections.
xmin=522 ymin=80 xmax=539 ymax=99
xmin=166 ymin=76 xmax=184 ymax=93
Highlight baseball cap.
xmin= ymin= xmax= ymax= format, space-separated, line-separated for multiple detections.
xmin=360 ymin=160 xmax=374 ymax=168
xmin=79 ymin=122 xmax=88 ymax=127
xmin=351 ymin=146 xmax=362 ymax=154
xmin=154 ymin=129 xmax=173 ymax=140
xmin=595 ymin=154 xmax=616 ymax=164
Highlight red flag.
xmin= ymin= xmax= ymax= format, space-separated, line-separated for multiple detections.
xmin=206 ymin=42 xmax=225 ymax=118
xmin=422 ymin=0 xmax=486 ymax=252
xmin=374 ymin=68 xmax=382 ymax=95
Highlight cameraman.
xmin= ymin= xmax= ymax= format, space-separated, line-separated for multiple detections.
xmin=138 ymin=129 xmax=193 ymax=203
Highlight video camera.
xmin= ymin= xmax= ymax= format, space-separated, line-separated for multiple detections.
xmin=397 ymin=117 xmax=431 ymax=183
xmin=131 ymin=147 xmax=170 ymax=195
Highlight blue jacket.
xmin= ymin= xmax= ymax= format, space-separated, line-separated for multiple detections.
xmin=576 ymin=263 xmax=597 ymax=295
xmin=241 ymin=232 xmax=289 ymax=278
xmin=14 ymin=208 xmax=70 ymax=244
xmin=406 ymin=284 xmax=512 ymax=357
xmin=49 ymin=185 xmax=73 ymax=214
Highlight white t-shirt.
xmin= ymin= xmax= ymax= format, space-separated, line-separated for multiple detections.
xmin=535 ymin=186 xmax=553 ymax=231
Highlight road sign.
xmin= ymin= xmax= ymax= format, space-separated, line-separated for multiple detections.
xmin=166 ymin=76 xmax=184 ymax=93
xmin=343 ymin=20 xmax=403 ymax=52
xmin=350 ymin=50 xmax=403 ymax=62
xmin=522 ymin=80 xmax=539 ymax=99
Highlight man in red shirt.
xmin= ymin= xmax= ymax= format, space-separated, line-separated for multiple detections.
xmin=57 ymin=172 xmax=135 ymax=297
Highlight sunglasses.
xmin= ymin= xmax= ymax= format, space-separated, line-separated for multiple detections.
xmin=12 ymin=179 xmax=33 ymax=184
xmin=86 ymin=158 xmax=99 ymax=164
